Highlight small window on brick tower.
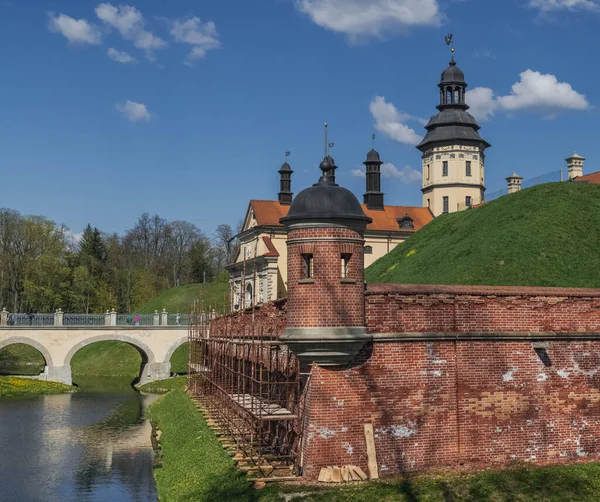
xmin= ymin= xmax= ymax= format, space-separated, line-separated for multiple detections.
xmin=301 ymin=254 xmax=313 ymax=279
xmin=341 ymin=254 xmax=351 ymax=278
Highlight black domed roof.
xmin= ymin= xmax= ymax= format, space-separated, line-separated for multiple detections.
xmin=280 ymin=157 xmax=371 ymax=228
xmin=440 ymin=59 xmax=465 ymax=84
xmin=365 ymin=148 xmax=381 ymax=163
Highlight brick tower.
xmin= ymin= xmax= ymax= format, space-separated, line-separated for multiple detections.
xmin=280 ymin=154 xmax=372 ymax=366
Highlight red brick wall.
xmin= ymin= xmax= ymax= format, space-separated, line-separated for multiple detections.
xmin=286 ymin=227 xmax=365 ymax=328
xmin=366 ymin=284 xmax=600 ymax=333
xmin=210 ymin=299 xmax=287 ymax=337
xmin=301 ymin=338 xmax=600 ymax=478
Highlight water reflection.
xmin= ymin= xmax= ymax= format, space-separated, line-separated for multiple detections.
xmin=0 ymin=377 xmax=157 ymax=502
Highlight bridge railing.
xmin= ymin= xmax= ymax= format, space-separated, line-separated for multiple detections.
xmin=0 ymin=308 xmax=188 ymax=328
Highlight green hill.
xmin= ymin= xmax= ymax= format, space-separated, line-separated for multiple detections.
xmin=136 ymin=281 xmax=230 ymax=315
xmin=365 ymin=182 xmax=600 ymax=287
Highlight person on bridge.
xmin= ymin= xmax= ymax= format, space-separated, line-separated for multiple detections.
xmin=134 ymin=315 xmax=140 ymax=326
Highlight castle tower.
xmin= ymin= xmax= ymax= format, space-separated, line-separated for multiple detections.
xmin=278 ymin=160 xmax=293 ymax=205
xmin=506 ymin=172 xmax=523 ymax=194
xmin=363 ymin=148 xmax=384 ymax=210
xmin=417 ymin=56 xmax=491 ymax=216
xmin=566 ymin=152 xmax=585 ymax=180
xmin=280 ymin=155 xmax=372 ymax=366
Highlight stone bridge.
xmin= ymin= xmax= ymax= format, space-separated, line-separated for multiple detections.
xmin=0 ymin=326 xmax=188 ymax=385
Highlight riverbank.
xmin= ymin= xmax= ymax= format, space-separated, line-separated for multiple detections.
xmin=0 ymin=376 xmax=75 ymax=396
xmin=149 ymin=389 xmax=600 ymax=502
xmin=138 ymin=376 xmax=186 ymax=393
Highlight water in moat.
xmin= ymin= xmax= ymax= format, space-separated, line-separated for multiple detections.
xmin=0 ymin=377 xmax=158 ymax=502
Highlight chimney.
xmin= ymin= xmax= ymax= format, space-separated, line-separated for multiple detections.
xmin=505 ymin=172 xmax=523 ymax=194
xmin=278 ymin=161 xmax=293 ymax=205
xmin=363 ymin=148 xmax=384 ymax=210
xmin=565 ymin=152 xmax=585 ymax=180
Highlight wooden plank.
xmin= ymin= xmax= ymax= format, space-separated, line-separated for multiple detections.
xmin=352 ymin=465 xmax=368 ymax=481
xmin=322 ymin=467 xmax=332 ymax=483
xmin=331 ymin=467 xmax=342 ymax=483
xmin=348 ymin=466 xmax=362 ymax=481
xmin=341 ymin=466 xmax=350 ymax=482
xmin=363 ymin=424 xmax=379 ymax=480
xmin=318 ymin=468 xmax=328 ymax=482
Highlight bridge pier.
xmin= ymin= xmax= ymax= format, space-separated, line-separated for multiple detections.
xmin=139 ymin=362 xmax=171 ymax=385
xmin=45 ymin=365 xmax=73 ymax=385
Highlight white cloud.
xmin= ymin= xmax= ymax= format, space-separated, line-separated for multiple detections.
xmin=64 ymin=229 xmax=84 ymax=248
xmin=369 ymin=96 xmax=422 ymax=145
xmin=352 ymin=163 xmax=421 ymax=183
xmin=169 ymin=17 xmax=220 ymax=65
xmin=496 ymin=69 xmax=589 ymax=111
xmin=529 ymin=0 xmax=599 ymax=11
xmin=48 ymin=13 xmax=102 ymax=45
xmin=296 ymin=0 xmax=441 ymax=40
xmin=466 ymin=87 xmax=499 ymax=122
xmin=95 ymin=3 xmax=166 ymax=57
xmin=107 ymin=47 xmax=137 ymax=63
xmin=465 ymin=70 xmax=588 ymax=122
xmin=116 ymin=100 xmax=152 ymax=122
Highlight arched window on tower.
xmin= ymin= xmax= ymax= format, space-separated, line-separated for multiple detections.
xmin=446 ymin=88 xmax=452 ymax=104
xmin=454 ymin=88 xmax=460 ymax=104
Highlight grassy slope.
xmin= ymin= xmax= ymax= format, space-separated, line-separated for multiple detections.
xmin=71 ymin=341 xmax=142 ymax=378
xmin=0 ymin=344 xmax=45 ymax=375
xmin=150 ymin=389 xmax=600 ymax=502
xmin=366 ymin=183 xmax=600 ymax=287
xmin=136 ymin=281 xmax=230 ymax=315
xmin=0 ymin=376 xmax=74 ymax=396
xmin=138 ymin=376 xmax=186 ymax=393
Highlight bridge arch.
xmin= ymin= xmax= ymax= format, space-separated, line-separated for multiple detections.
xmin=63 ymin=334 xmax=157 ymax=368
xmin=0 ymin=336 xmax=54 ymax=368
xmin=163 ymin=337 xmax=189 ymax=364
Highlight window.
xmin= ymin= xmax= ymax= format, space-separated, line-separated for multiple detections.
xmin=466 ymin=161 xmax=472 ymax=177
xmin=427 ymin=164 xmax=430 ymax=180
xmin=427 ymin=198 xmax=431 ymax=208
xmin=364 ymin=245 xmax=373 ymax=255
xmin=443 ymin=196 xmax=449 ymax=214
xmin=442 ymin=161 xmax=448 ymax=177
xmin=341 ymin=254 xmax=351 ymax=279
xmin=245 ymin=283 xmax=253 ymax=308
xmin=466 ymin=196 xmax=472 ymax=207
xmin=301 ymin=254 xmax=313 ymax=279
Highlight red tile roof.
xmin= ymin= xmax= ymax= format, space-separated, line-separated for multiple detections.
xmin=575 ymin=171 xmax=600 ymax=184
xmin=249 ymin=200 xmax=433 ymax=233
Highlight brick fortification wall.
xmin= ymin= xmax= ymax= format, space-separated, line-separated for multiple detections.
xmin=300 ymin=284 xmax=600 ymax=478
xmin=210 ymin=299 xmax=287 ymax=337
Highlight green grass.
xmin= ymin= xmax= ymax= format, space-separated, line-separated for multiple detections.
xmin=0 ymin=376 xmax=75 ymax=396
xmin=138 ymin=376 xmax=187 ymax=393
xmin=148 ymin=390 xmax=255 ymax=502
xmin=136 ymin=281 xmax=230 ymax=315
xmin=366 ymin=183 xmax=600 ymax=287
xmin=71 ymin=340 xmax=142 ymax=378
xmin=0 ymin=343 xmax=46 ymax=375
xmin=170 ymin=343 xmax=189 ymax=374
xmin=149 ymin=389 xmax=600 ymax=502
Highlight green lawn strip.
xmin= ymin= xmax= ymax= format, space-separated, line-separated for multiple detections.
xmin=148 ymin=390 xmax=258 ymax=501
xmin=0 ymin=343 xmax=46 ymax=375
xmin=366 ymin=183 xmax=600 ymax=287
xmin=138 ymin=376 xmax=187 ymax=393
xmin=0 ymin=376 xmax=75 ymax=396
xmin=170 ymin=343 xmax=189 ymax=374
xmin=71 ymin=340 xmax=142 ymax=377
xmin=136 ymin=281 xmax=230 ymax=315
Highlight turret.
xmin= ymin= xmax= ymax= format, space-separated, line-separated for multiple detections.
xmin=280 ymin=155 xmax=372 ymax=366
xmin=566 ymin=152 xmax=585 ymax=180
xmin=278 ymin=161 xmax=293 ymax=205
xmin=363 ymin=148 xmax=384 ymax=210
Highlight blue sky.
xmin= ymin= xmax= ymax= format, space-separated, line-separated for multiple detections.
xmin=0 ymin=0 xmax=597 ymax=238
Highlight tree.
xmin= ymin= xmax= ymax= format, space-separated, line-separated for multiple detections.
xmin=167 ymin=221 xmax=201 ymax=287
xmin=214 ymin=224 xmax=235 ymax=265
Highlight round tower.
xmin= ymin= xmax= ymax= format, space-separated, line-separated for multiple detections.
xmin=417 ymin=56 xmax=491 ymax=216
xmin=280 ymin=156 xmax=372 ymax=366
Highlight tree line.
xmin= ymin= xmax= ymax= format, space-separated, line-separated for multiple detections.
xmin=0 ymin=208 xmax=238 ymax=313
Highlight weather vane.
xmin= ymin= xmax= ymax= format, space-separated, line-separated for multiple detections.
xmin=372 ymin=133 xmax=376 ymax=149
xmin=324 ymin=123 xmax=335 ymax=156
xmin=285 ymin=150 xmax=291 ymax=161
xmin=445 ymin=33 xmax=455 ymax=56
